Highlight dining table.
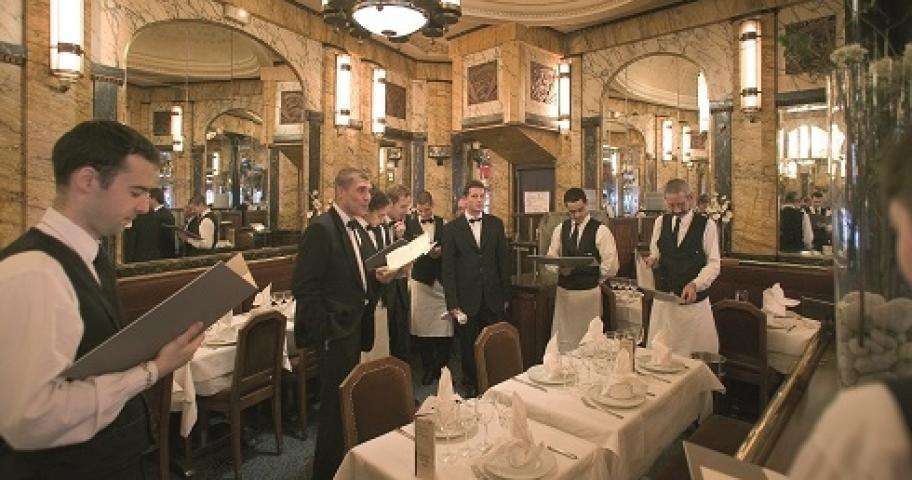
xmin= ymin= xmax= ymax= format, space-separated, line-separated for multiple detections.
xmin=766 ymin=313 xmax=821 ymax=374
xmin=486 ymin=348 xmax=724 ymax=480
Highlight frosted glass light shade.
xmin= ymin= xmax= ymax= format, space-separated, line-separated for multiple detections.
xmin=352 ymin=2 xmax=428 ymax=38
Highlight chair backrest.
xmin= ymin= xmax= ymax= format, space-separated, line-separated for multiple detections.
xmin=474 ymin=322 xmax=523 ymax=394
xmin=340 ymin=356 xmax=415 ymax=451
xmin=231 ymin=310 xmax=286 ymax=400
xmin=800 ymin=296 xmax=835 ymax=331
xmin=712 ymin=299 xmax=767 ymax=368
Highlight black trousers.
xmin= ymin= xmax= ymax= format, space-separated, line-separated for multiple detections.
xmin=312 ymin=331 xmax=361 ymax=480
xmin=385 ymin=279 xmax=411 ymax=362
xmin=456 ymin=303 xmax=501 ymax=390
xmin=417 ymin=336 xmax=452 ymax=376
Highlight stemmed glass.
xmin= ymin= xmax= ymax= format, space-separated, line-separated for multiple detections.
xmin=439 ymin=402 xmax=459 ymax=465
xmin=457 ymin=399 xmax=476 ymax=459
xmin=476 ymin=397 xmax=495 ymax=453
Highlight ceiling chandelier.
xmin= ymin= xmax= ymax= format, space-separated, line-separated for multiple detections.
xmin=322 ymin=0 xmax=461 ymax=41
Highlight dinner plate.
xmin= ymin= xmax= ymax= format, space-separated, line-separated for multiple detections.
xmin=484 ymin=448 xmax=557 ymax=479
xmin=639 ymin=359 xmax=685 ymax=374
xmin=527 ymin=365 xmax=575 ymax=385
xmin=586 ymin=386 xmax=646 ymax=409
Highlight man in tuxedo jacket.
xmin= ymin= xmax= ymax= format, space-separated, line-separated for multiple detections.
xmin=384 ymin=184 xmax=413 ymax=361
xmin=441 ymin=180 xmax=510 ymax=395
xmin=292 ymin=168 xmax=394 ymax=479
xmin=129 ymin=188 xmax=176 ymax=262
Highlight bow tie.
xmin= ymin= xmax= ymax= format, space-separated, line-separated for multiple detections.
xmin=468 ymin=217 xmax=481 ymax=224
xmin=346 ymin=219 xmax=362 ymax=230
xmin=420 ymin=218 xmax=434 ymax=224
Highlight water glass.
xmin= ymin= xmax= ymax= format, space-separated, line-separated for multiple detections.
xmin=458 ymin=399 xmax=476 ymax=459
xmin=439 ymin=407 xmax=458 ymax=465
xmin=476 ymin=397 xmax=495 ymax=452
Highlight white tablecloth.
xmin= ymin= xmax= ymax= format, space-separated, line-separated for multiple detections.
xmin=488 ymin=349 xmax=724 ymax=480
xmin=171 ymin=308 xmax=295 ymax=436
xmin=766 ymin=315 xmax=821 ymax=374
xmin=334 ymin=416 xmax=609 ymax=480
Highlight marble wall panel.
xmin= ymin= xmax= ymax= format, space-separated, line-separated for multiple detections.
xmin=278 ymin=145 xmax=305 ymax=230
xmin=777 ymin=0 xmax=844 ymax=93
xmin=424 ymin=81 xmax=453 ymax=218
xmin=0 ymin=62 xmax=22 ymax=248
xmin=385 ymin=68 xmax=408 ymax=131
xmin=484 ymin=150 xmax=513 ymax=234
xmin=463 ymin=48 xmax=502 ymax=124
xmin=408 ymin=79 xmax=427 ymax=134
xmin=0 ymin=0 xmax=21 ymax=44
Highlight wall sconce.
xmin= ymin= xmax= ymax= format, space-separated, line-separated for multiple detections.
xmin=372 ymin=67 xmax=386 ymax=137
xmin=557 ymin=61 xmax=571 ymax=133
xmin=335 ymin=54 xmax=352 ymax=128
xmin=681 ymin=123 xmax=692 ymax=164
xmin=386 ymin=147 xmax=402 ymax=168
xmin=697 ymin=71 xmax=710 ymax=133
xmin=661 ymin=118 xmax=674 ymax=162
xmin=427 ymin=145 xmax=451 ymax=166
xmin=170 ymin=105 xmax=184 ymax=152
xmin=50 ymin=0 xmax=84 ymax=92
xmin=739 ymin=19 xmax=762 ymax=119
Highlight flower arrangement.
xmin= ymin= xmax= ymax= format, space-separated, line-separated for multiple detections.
xmin=308 ymin=190 xmax=333 ymax=219
xmin=704 ymin=193 xmax=733 ymax=224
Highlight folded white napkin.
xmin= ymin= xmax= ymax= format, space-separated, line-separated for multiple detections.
xmin=252 ymin=283 xmax=272 ymax=308
xmin=436 ymin=366 xmax=456 ymax=422
xmin=579 ymin=317 xmax=604 ymax=346
xmin=652 ymin=328 xmax=672 ymax=366
xmin=507 ymin=392 xmax=544 ymax=468
xmin=543 ymin=333 xmax=564 ymax=379
xmin=601 ymin=349 xmax=646 ymax=399
xmin=762 ymin=283 xmax=800 ymax=317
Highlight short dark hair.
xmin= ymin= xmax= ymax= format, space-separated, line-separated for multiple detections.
xmin=386 ymin=184 xmax=411 ymax=203
xmin=563 ymin=187 xmax=586 ymax=204
xmin=416 ymin=190 xmax=433 ymax=205
xmin=368 ymin=188 xmax=389 ymax=212
xmin=883 ymin=125 xmax=912 ymax=212
xmin=149 ymin=187 xmax=165 ymax=205
xmin=784 ymin=191 xmax=799 ymax=203
xmin=663 ymin=178 xmax=691 ymax=196
xmin=52 ymin=120 xmax=160 ymax=188
xmin=334 ymin=167 xmax=370 ymax=190
xmin=697 ymin=193 xmax=711 ymax=205
xmin=811 ymin=191 xmax=825 ymax=199
xmin=462 ymin=179 xmax=485 ymax=197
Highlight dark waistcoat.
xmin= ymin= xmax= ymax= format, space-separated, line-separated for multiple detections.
xmin=0 ymin=229 xmax=151 ymax=478
xmin=557 ymin=218 xmax=603 ymax=291
xmin=655 ymin=213 xmax=710 ymax=302
xmin=780 ymin=207 xmax=805 ymax=252
xmin=187 ymin=211 xmax=219 ymax=253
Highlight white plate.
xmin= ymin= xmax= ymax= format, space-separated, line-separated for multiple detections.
xmin=484 ymin=448 xmax=557 ymax=480
xmin=527 ymin=365 xmax=574 ymax=385
xmin=639 ymin=359 xmax=685 ymax=374
xmin=586 ymin=386 xmax=646 ymax=409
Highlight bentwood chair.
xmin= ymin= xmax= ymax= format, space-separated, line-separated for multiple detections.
xmin=339 ymin=356 xmax=416 ymax=451
xmin=199 ymin=310 xmax=286 ymax=480
xmin=712 ymin=299 xmax=775 ymax=411
xmin=474 ymin=322 xmax=524 ymax=394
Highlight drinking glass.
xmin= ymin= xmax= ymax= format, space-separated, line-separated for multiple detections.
xmin=626 ymin=325 xmax=645 ymax=347
xmin=605 ymin=331 xmax=620 ymax=360
xmin=439 ymin=404 xmax=458 ymax=465
xmin=476 ymin=397 xmax=495 ymax=453
xmin=735 ymin=290 xmax=750 ymax=303
xmin=458 ymin=399 xmax=476 ymax=459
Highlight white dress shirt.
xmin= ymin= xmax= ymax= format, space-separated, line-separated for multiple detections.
xmin=784 ymin=205 xmax=814 ymax=250
xmin=789 ymin=382 xmax=912 ymax=480
xmin=546 ymin=215 xmax=620 ymax=280
xmin=0 ymin=208 xmax=156 ymax=450
xmin=465 ymin=211 xmax=483 ymax=247
xmin=648 ymin=210 xmax=721 ymax=292
xmin=419 ymin=216 xmax=436 ymax=240
xmin=185 ymin=208 xmax=216 ymax=249
xmin=335 ymin=205 xmax=367 ymax=291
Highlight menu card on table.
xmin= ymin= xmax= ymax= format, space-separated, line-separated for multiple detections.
xmin=413 ymin=397 xmax=436 ymax=478
xmin=64 ymin=253 xmax=258 ymax=379
xmin=684 ymin=442 xmax=773 ymax=480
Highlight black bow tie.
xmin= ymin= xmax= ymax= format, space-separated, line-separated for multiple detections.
xmin=346 ymin=219 xmax=361 ymax=230
xmin=468 ymin=217 xmax=481 ymax=224
xmin=420 ymin=218 xmax=434 ymax=224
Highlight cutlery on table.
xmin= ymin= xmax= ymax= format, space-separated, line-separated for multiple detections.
xmin=547 ymin=444 xmax=579 ymax=460
xmin=581 ymin=397 xmax=625 ymax=419
xmin=512 ymin=376 xmax=548 ymax=392
xmin=636 ymin=370 xmax=672 ymax=384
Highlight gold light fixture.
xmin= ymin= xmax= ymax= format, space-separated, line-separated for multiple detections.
xmin=323 ymin=0 xmax=461 ymax=41
xmin=50 ymin=0 xmax=84 ymax=91
xmin=739 ymin=19 xmax=762 ymax=119
xmin=661 ymin=118 xmax=674 ymax=162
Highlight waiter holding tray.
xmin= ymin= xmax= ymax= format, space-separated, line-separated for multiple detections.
xmin=0 ymin=121 xmax=204 ymax=479
xmin=644 ymin=178 xmax=721 ymax=356
xmin=545 ymin=187 xmax=619 ymax=351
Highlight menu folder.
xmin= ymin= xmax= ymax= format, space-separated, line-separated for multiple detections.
xmin=684 ymin=442 xmax=777 ymax=480
xmin=63 ymin=254 xmax=258 ymax=380
xmin=363 ymin=239 xmax=409 ymax=270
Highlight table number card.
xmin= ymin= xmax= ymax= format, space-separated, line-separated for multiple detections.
xmin=414 ymin=414 xmax=435 ymax=478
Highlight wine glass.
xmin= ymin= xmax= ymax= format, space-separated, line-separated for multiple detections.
xmin=457 ymin=399 xmax=476 ymax=459
xmin=476 ymin=397 xmax=495 ymax=453
xmin=439 ymin=403 xmax=458 ymax=465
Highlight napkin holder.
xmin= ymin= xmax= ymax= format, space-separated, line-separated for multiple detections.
xmin=414 ymin=412 xmax=436 ymax=478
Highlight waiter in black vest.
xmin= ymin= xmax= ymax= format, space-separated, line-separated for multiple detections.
xmin=441 ymin=180 xmax=511 ymax=396
xmin=780 ymin=191 xmax=813 ymax=252
xmin=181 ymin=195 xmax=218 ymax=255
xmin=292 ymin=168 xmax=395 ymax=479
xmin=546 ymin=188 xmax=619 ymax=351
xmin=643 ymin=179 xmax=721 ymax=356
xmin=0 ymin=121 xmax=204 ymax=479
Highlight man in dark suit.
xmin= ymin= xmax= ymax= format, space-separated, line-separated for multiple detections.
xmin=384 ymin=184 xmax=413 ymax=362
xmin=129 ymin=188 xmax=176 ymax=262
xmin=441 ymin=180 xmax=511 ymax=396
xmin=405 ymin=191 xmax=450 ymax=385
xmin=292 ymin=168 xmax=394 ymax=479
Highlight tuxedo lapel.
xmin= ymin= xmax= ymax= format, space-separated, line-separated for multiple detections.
xmin=458 ymin=216 xmax=480 ymax=252
xmin=479 ymin=215 xmax=491 ymax=252
xmin=329 ymin=208 xmax=365 ymax=293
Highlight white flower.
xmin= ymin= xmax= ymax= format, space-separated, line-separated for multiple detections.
xmin=711 ymin=213 xmax=721 ymax=221
xmin=831 ymin=44 xmax=868 ymax=66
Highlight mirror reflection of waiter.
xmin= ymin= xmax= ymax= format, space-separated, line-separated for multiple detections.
xmin=805 ymin=191 xmax=832 ymax=252
xmin=644 ymin=179 xmax=721 ymax=356
xmin=127 ymin=188 xmax=176 ymax=262
xmin=546 ymin=188 xmax=619 ymax=352
xmin=180 ymin=195 xmax=218 ymax=255
xmin=780 ymin=191 xmax=813 ymax=252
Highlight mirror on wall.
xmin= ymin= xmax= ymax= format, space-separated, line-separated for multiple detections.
xmin=601 ymin=119 xmax=644 ymax=217
xmin=120 ymin=21 xmax=304 ymax=264
xmin=777 ymin=102 xmax=838 ymax=257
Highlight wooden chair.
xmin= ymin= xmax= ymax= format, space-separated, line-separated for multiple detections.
xmin=144 ymin=373 xmax=173 ymax=480
xmin=474 ymin=322 xmax=524 ymax=394
xmin=198 ymin=310 xmax=286 ymax=480
xmin=641 ymin=290 xmax=654 ymax=340
xmin=601 ymin=284 xmax=619 ymax=330
xmin=288 ymin=346 xmax=320 ymax=435
xmin=339 ymin=356 xmax=415 ymax=451
xmin=654 ymin=415 xmax=754 ymax=480
xmin=712 ymin=299 xmax=775 ymax=411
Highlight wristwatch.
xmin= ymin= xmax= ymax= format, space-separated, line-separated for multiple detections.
xmin=141 ymin=361 xmax=158 ymax=388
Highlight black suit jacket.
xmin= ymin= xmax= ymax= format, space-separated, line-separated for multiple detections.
xmin=405 ymin=215 xmax=444 ymax=286
xmin=292 ymin=208 xmax=368 ymax=348
xmin=441 ymin=214 xmax=511 ymax=316
xmin=154 ymin=207 xmax=176 ymax=259
xmin=128 ymin=207 xmax=175 ymax=261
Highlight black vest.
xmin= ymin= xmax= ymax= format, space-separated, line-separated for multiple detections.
xmin=655 ymin=213 xmax=710 ymax=302
xmin=0 ymin=229 xmax=151 ymax=478
xmin=187 ymin=211 xmax=219 ymax=253
xmin=780 ymin=207 xmax=805 ymax=252
xmin=807 ymin=208 xmax=830 ymax=250
xmin=410 ymin=216 xmax=444 ymax=286
xmin=557 ymin=218 xmax=603 ymax=290
xmin=886 ymin=376 xmax=912 ymax=439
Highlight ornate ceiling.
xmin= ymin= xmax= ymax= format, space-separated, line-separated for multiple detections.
xmin=290 ymin=0 xmax=684 ymax=61
xmin=608 ymin=55 xmax=700 ymax=110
